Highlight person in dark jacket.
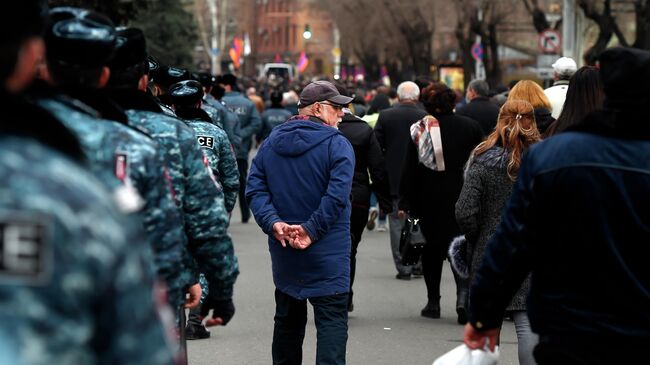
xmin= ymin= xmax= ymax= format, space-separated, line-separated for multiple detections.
xmin=464 ymin=47 xmax=650 ymax=365
xmin=456 ymin=79 xmax=501 ymax=137
xmin=374 ymin=81 xmax=428 ymax=280
xmin=259 ymin=89 xmax=292 ymax=141
xmin=246 ymin=80 xmax=354 ymax=365
xmin=335 ymin=84 xmax=392 ymax=312
xmin=399 ymin=82 xmax=483 ymax=320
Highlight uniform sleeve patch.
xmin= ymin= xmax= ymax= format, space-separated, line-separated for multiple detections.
xmin=196 ymin=135 xmax=215 ymax=149
xmin=0 ymin=214 xmax=52 ymax=285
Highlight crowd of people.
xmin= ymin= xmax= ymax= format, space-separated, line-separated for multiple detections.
xmin=1 ymin=2 xmax=648 ymax=365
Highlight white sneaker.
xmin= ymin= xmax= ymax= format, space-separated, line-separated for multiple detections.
xmin=376 ymin=222 xmax=387 ymax=232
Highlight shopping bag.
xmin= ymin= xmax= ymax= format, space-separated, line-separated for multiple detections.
xmin=432 ymin=344 xmax=499 ymax=365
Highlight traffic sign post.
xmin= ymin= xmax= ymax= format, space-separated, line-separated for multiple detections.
xmin=471 ymin=42 xmax=483 ymax=61
xmin=538 ymin=29 xmax=561 ymax=54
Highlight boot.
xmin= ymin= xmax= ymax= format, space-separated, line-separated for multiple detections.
xmin=420 ymin=297 xmax=441 ymax=319
xmin=456 ymin=288 xmax=468 ymax=324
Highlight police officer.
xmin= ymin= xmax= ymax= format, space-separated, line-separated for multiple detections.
xmin=30 ymin=7 xmax=188 ymax=311
xmin=259 ymin=89 xmax=292 ymax=141
xmin=0 ymin=2 xmax=174 ymax=364
xmin=220 ymin=73 xmax=262 ymax=223
xmin=105 ymin=27 xmax=239 ymax=333
xmin=169 ymin=80 xmax=240 ymax=213
xmin=201 ymin=72 xmax=243 ymax=151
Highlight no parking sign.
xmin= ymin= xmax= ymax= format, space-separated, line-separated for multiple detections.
xmin=538 ymin=29 xmax=561 ymax=54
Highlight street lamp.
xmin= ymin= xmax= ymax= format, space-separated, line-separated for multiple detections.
xmin=303 ymin=24 xmax=312 ymax=40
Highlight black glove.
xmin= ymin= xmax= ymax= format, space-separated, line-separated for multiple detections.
xmin=200 ymin=297 xmax=235 ymax=325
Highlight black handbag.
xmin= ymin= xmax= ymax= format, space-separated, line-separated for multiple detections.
xmin=399 ymin=217 xmax=427 ymax=266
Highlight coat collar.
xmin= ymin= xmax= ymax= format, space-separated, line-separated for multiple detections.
xmin=106 ymin=88 xmax=163 ymax=114
xmin=568 ymin=108 xmax=650 ymax=141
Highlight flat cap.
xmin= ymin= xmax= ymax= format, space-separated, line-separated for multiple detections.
xmin=155 ymin=66 xmax=191 ymax=88
xmin=109 ymin=27 xmax=147 ymax=70
xmin=169 ymin=80 xmax=204 ymax=106
xmin=45 ymin=7 xmax=116 ymax=68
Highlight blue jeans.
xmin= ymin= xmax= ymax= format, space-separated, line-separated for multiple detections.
xmin=272 ymin=289 xmax=348 ymax=365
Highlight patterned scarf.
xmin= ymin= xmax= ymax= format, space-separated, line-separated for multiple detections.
xmin=410 ymin=115 xmax=445 ymax=171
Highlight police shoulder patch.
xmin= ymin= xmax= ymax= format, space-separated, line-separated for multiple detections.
xmin=0 ymin=213 xmax=52 ymax=285
xmin=196 ymin=135 xmax=215 ymax=149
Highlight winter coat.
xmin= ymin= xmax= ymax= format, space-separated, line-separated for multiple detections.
xmin=399 ymin=112 xmax=483 ymax=256
xmin=338 ymin=112 xmax=392 ymax=212
xmin=222 ymin=91 xmax=262 ymax=159
xmin=534 ymin=107 xmax=555 ymax=135
xmin=374 ymin=102 xmax=428 ymax=196
xmin=544 ymin=80 xmax=570 ymax=119
xmin=456 ymin=97 xmax=501 ymax=137
xmin=246 ymin=116 xmax=354 ymax=299
xmin=455 ymin=146 xmax=530 ymax=311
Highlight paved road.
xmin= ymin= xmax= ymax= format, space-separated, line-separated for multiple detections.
xmin=187 ymin=206 xmax=519 ymax=364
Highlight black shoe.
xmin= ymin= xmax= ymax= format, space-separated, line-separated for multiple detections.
xmin=421 ymin=300 xmax=441 ymax=319
xmin=456 ymin=307 xmax=468 ymax=324
xmin=395 ymin=273 xmax=411 ymax=280
xmin=185 ymin=324 xmax=210 ymax=340
xmin=412 ymin=268 xmax=423 ymax=278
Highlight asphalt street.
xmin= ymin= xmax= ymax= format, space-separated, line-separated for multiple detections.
xmin=187 ymin=205 xmax=519 ymax=364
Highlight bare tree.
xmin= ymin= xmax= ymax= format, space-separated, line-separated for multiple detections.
xmin=521 ymin=0 xmax=560 ymax=33
xmin=454 ymin=0 xmax=517 ymax=88
xmin=578 ymin=0 xmax=629 ymax=64
xmin=320 ymin=0 xmax=435 ymax=82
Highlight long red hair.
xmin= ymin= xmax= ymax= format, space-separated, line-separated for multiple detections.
xmin=473 ymin=99 xmax=541 ymax=180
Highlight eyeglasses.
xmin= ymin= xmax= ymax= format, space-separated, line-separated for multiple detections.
xmin=318 ymin=102 xmax=344 ymax=110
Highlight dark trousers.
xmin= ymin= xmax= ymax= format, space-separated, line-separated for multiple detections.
xmin=272 ymin=289 xmax=348 ymax=365
xmin=419 ymin=216 xmax=466 ymax=302
xmin=237 ymin=158 xmax=250 ymax=222
xmin=349 ymin=206 xmax=369 ymax=305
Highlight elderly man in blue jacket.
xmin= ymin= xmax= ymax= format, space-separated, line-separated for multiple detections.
xmin=246 ymin=80 xmax=355 ymax=365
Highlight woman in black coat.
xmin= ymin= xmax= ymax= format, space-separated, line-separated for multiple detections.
xmin=399 ymin=82 xmax=483 ymax=321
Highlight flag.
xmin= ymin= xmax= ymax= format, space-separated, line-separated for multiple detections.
xmin=244 ymin=32 xmax=251 ymax=56
xmin=274 ymin=53 xmax=282 ymax=63
xmin=230 ymin=37 xmax=244 ymax=69
xmin=297 ymin=51 xmax=309 ymax=73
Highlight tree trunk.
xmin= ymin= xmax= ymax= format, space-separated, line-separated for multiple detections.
xmin=634 ymin=0 xmax=650 ymax=49
xmin=485 ymin=22 xmax=502 ymax=88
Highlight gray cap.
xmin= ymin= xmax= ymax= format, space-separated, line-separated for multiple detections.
xmin=298 ymin=80 xmax=353 ymax=107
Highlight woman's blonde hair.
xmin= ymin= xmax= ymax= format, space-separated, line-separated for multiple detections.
xmin=507 ymin=80 xmax=551 ymax=109
xmin=474 ymin=99 xmax=541 ymax=180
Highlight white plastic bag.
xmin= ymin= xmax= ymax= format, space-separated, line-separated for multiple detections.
xmin=432 ymin=344 xmax=499 ymax=365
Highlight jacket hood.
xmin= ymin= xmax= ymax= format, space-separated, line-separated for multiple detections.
xmin=269 ymin=116 xmax=340 ymax=156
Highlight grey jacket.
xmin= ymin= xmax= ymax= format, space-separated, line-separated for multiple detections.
xmin=455 ymin=146 xmax=530 ymax=311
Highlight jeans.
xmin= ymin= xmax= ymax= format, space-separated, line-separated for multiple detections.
xmin=512 ymin=310 xmax=538 ymax=365
xmin=388 ymin=199 xmax=411 ymax=275
xmin=272 ymin=289 xmax=348 ymax=365
xmin=237 ymin=158 xmax=250 ymax=222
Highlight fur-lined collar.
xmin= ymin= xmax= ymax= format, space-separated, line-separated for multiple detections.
xmin=1 ymin=91 xmax=85 ymax=163
xmin=106 ymin=88 xmax=163 ymax=114
xmin=175 ymin=107 xmax=213 ymax=124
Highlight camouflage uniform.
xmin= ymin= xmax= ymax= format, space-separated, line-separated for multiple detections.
xmin=109 ymin=91 xmax=239 ymax=299
xmin=34 ymin=94 xmax=187 ymax=309
xmin=0 ymin=136 xmax=174 ymax=365
xmin=203 ymin=95 xmax=242 ymax=153
xmin=176 ymin=109 xmax=240 ymax=214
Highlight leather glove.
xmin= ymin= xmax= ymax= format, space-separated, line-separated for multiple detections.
xmin=200 ymin=297 xmax=235 ymax=326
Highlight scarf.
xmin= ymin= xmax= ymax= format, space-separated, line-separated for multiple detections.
xmin=410 ymin=115 xmax=445 ymax=171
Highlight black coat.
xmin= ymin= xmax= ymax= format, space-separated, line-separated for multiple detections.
xmin=374 ymin=102 xmax=428 ymax=197
xmin=456 ymin=97 xmax=501 ymax=137
xmin=339 ymin=113 xmax=392 ymax=212
xmin=399 ymin=112 xmax=483 ymax=254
